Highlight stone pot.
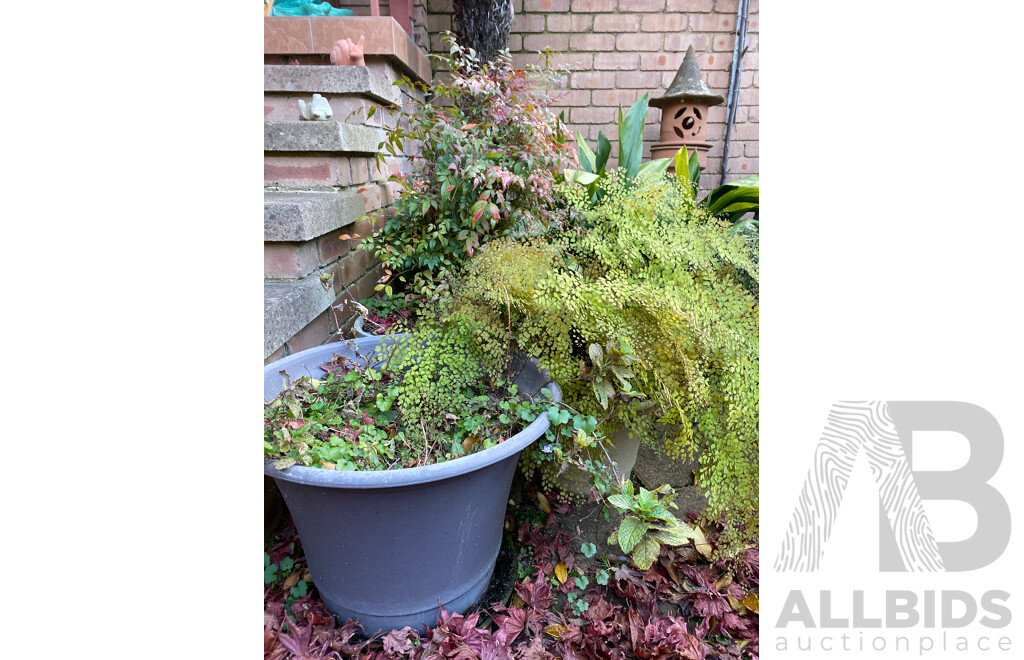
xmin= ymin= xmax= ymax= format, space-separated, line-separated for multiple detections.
xmin=549 ymin=427 xmax=642 ymax=497
xmin=264 ymin=336 xmax=559 ymax=634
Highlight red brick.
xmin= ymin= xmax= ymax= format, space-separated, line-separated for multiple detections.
xmin=595 ymin=14 xmax=639 ymax=32
xmin=265 ymin=242 xmax=319 ymax=279
xmin=594 ymin=52 xmax=640 ymax=70
xmin=615 ymin=71 xmax=664 ymax=89
xmin=690 ymin=13 xmax=736 ymax=31
xmin=525 ymin=0 xmax=570 ymax=10
xmin=743 ymin=141 xmax=759 ymax=158
xmin=715 ymin=0 xmax=738 ymax=11
xmin=511 ymin=14 xmax=546 ymax=33
xmin=512 ymin=52 xmax=594 ymax=70
xmin=426 ymin=13 xmax=451 ymax=32
xmin=712 ymin=34 xmax=735 ymax=51
xmin=731 ymin=123 xmax=758 ymax=140
xmin=624 ymin=0 xmax=667 ymax=12
xmin=640 ymin=13 xmax=686 ymax=31
xmin=508 ymin=34 xmax=523 ymax=50
xmin=317 ymin=229 xmax=352 ymax=264
xmin=640 ymin=52 xmax=683 ymax=70
xmin=359 ymin=186 xmax=382 ymax=212
xmin=264 ymin=159 xmax=340 ymax=187
xmin=524 ymin=33 xmax=569 ymax=51
xmin=746 ymin=106 xmax=758 ymax=122
xmin=570 ymin=0 xmax=616 ymax=10
xmin=572 ymin=71 xmax=617 ymax=89
xmin=570 ymin=33 xmax=615 ymax=51
xmin=741 ymin=52 xmax=759 ymax=71
xmin=549 ymin=89 xmax=592 ymax=106
xmin=667 ymin=0 xmax=712 ymax=9
xmin=738 ymin=88 xmax=758 ymax=105
xmin=616 ymin=33 xmax=663 ymax=51
xmin=546 ymin=14 xmax=572 ymax=31
xmin=350 ymin=159 xmax=369 ymax=184
xmin=699 ymin=52 xmax=732 ymax=70
xmin=726 ymin=157 xmax=757 ymax=174
xmin=592 ymin=89 xmax=649 ymax=107
xmin=286 ymin=311 xmax=330 ymax=354
xmin=664 ymin=33 xmax=710 ymax=52
xmin=570 ymin=106 xmax=617 ymax=124
xmin=264 ymin=344 xmax=287 ymax=366
xmin=706 ymin=71 xmax=730 ymax=89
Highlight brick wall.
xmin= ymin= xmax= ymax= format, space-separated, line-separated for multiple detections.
xmin=423 ymin=0 xmax=758 ymax=185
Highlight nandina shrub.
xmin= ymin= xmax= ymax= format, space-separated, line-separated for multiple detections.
xmin=360 ymin=33 xmax=578 ymax=309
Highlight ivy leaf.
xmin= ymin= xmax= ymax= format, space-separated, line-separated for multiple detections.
xmin=630 ymin=536 xmax=661 ymax=570
xmin=618 ymin=516 xmax=649 ymax=554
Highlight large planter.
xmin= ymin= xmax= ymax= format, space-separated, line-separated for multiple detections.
xmin=547 ymin=427 xmax=642 ymax=497
xmin=264 ymin=336 xmax=559 ymax=634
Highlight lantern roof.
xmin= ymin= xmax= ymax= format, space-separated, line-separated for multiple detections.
xmin=650 ymin=46 xmax=725 ymax=108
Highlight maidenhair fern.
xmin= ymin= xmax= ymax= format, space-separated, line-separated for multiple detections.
xmin=443 ymin=172 xmax=759 ymax=552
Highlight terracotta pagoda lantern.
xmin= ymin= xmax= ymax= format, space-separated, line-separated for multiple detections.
xmin=650 ymin=46 xmax=725 ymax=169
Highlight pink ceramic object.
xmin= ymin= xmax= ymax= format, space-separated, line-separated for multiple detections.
xmin=330 ymin=35 xmax=365 ymax=67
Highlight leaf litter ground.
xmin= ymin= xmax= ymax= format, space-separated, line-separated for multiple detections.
xmin=264 ymin=472 xmax=759 ymax=659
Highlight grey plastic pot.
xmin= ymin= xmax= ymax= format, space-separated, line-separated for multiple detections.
xmin=351 ymin=315 xmax=373 ymax=338
xmin=264 ymin=336 xmax=559 ymax=634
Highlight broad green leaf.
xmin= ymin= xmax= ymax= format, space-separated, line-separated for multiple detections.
xmin=575 ymin=132 xmax=597 ymax=173
xmin=622 ymin=479 xmax=634 ymax=497
xmin=618 ymin=93 xmax=649 ymax=179
xmin=581 ymin=542 xmax=597 ymax=558
xmin=649 ymin=504 xmax=678 ymax=524
xmin=635 ymin=487 xmax=657 ymax=512
xmin=631 ymin=535 xmax=661 ymax=570
xmin=618 ymin=516 xmax=650 ymax=554
xmin=607 ymin=493 xmax=632 ymax=510
xmin=674 ymin=146 xmax=691 ymax=188
xmin=595 ymin=132 xmax=612 ymax=174
xmin=638 ymin=157 xmax=671 ymax=179
xmin=648 ymin=521 xmax=698 ymax=547
xmin=588 ymin=342 xmax=604 ymax=367
xmin=727 ymin=174 xmax=759 ymax=188
xmin=564 ymin=169 xmax=600 ymax=186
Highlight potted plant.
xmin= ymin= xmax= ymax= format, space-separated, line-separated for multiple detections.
xmin=264 ymin=328 xmax=560 ymax=634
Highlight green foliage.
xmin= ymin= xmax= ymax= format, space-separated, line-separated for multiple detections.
xmin=263 ymin=342 xmax=546 ymax=470
xmin=606 ymin=481 xmax=699 ymax=570
xmin=358 ymin=33 xmax=577 ymax=307
xmin=446 ymin=171 xmax=759 ymax=551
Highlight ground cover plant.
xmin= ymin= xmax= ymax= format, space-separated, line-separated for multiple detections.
xmin=264 ymin=340 xmax=550 ymax=470
xmin=264 ymin=493 xmax=760 ymax=659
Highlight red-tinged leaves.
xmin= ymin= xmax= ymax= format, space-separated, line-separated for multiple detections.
xmin=491 ymin=605 xmax=526 ymax=646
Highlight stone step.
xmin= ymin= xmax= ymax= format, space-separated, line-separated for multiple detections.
xmin=264 ymin=190 xmax=378 ymax=242
xmin=263 ymin=94 xmax=389 ymax=124
xmin=264 ymin=65 xmax=400 ymax=106
xmin=265 ymin=121 xmax=384 ymax=154
xmin=264 ymin=277 xmax=334 ymax=360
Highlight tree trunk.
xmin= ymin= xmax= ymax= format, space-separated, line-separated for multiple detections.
xmin=452 ymin=0 xmax=514 ymax=63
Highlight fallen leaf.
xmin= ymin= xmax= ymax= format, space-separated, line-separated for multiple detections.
xmin=282 ymin=572 xmax=300 ymax=590
xmin=693 ymin=526 xmax=713 ymax=559
xmin=543 ymin=623 xmax=567 ymax=639
xmin=461 ymin=122 xmax=479 ymax=130
xmin=536 ymin=492 xmax=552 ymax=514
xmin=554 ymin=562 xmax=568 ymax=584
xmin=742 ymin=591 xmax=759 ymax=613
